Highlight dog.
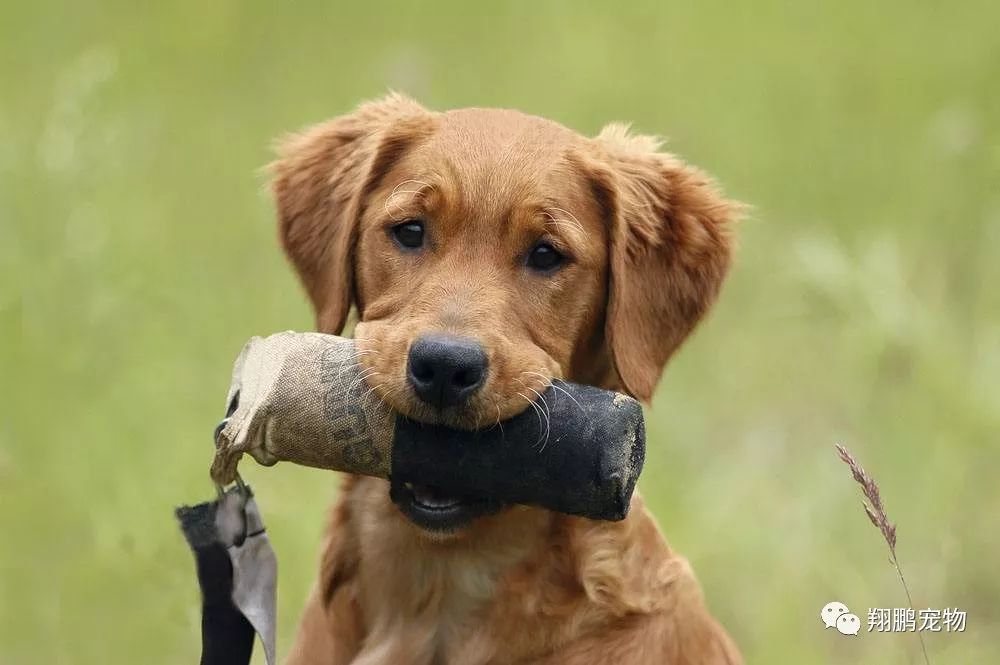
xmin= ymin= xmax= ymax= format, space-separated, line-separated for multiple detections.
xmin=270 ymin=94 xmax=742 ymax=664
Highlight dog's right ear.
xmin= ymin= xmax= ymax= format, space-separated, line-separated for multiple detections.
xmin=269 ymin=93 xmax=434 ymax=333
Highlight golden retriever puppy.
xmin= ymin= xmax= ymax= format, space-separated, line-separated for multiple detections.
xmin=270 ymin=94 xmax=742 ymax=665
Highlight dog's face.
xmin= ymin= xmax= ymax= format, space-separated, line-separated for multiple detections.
xmin=271 ymin=95 xmax=738 ymax=534
xmin=353 ymin=111 xmax=612 ymax=432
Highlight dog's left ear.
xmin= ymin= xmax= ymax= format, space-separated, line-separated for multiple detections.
xmin=585 ymin=124 xmax=742 ymax=402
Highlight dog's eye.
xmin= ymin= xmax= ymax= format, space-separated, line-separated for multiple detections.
xmin=391 ymin=220 xmax=425 ymax=249
xmin=526 ymin=242 xmax=564 ymax=272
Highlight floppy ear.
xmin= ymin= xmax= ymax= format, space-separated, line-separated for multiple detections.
xmin=588 ymin=124 xmax=741 ymax=402
xmin=269 ymin=93 xmax=433 ymax=333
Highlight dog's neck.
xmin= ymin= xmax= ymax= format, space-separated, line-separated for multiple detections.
xmin=335 ymin=476 xmax=677 ymax=664
xmin=342 ymin=478 xmax=556 ymax=662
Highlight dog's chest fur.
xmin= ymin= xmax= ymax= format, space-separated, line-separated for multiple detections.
xmin=348 ymin=478 xmax=554 ymax=664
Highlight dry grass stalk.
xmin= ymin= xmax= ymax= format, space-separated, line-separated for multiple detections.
xmin=835 ymin=444 xmax=929 ymax=665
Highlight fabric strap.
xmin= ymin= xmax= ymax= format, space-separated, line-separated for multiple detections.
xmin=177 ymin=486 xmax=277 ymax=665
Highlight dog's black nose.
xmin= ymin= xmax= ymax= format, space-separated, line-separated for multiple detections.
xmin=407 ymin=334 xmax=488 ymax=408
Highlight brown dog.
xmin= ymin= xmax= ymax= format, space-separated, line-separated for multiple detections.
xmin=270 ymin=94 xmax=742 ymax=665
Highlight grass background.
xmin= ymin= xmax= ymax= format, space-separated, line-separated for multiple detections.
xmin=2 ymin=1 xmax=999 ymax=662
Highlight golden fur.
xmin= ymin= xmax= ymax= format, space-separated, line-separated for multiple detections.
xmin=270 ymin=94 xmax=742 ymax=664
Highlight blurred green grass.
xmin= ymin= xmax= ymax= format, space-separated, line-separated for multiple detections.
xmin=2 ymin=1 xmax=999 ymax=662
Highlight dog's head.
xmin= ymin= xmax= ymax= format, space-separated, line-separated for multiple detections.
xmin=271 ymin=94 xmax=739 ymax=532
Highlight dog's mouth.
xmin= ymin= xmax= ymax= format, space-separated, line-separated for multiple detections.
xmin=390 ymin=478 xmax=504 ymax=533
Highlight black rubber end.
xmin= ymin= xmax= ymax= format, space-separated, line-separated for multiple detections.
xmin=391 ymin=381 xmax=645 ymax=521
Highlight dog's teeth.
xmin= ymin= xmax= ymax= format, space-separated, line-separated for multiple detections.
xmin=412 ymin=486 xmax=462 ymax=509
xmin=420 ymin=496 xmax=461 ymax=509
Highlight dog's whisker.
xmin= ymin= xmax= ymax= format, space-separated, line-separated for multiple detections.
xmin=347 ymin=367 xmax=380 ymax=395
xmin=340 ymin=349 xmax=379 ymax=383
xmin=336 ymin=355 xmax=363 ymax=383
xmin=391 ymin=179 xmax=434 ymax=191
xmin=386 ymin=192 xmax=424 ymax=221
xmin=516 ymin=373 xmax=557 ymax=452
xmin=543 ymin=217 xmax=586 ymax=235
xmin=360 ymin=381 xmax=387 ymax=413
xmin=375 ymin=385 xmax=401 ymax=416
xmin=542 ymin=208 xmax=585 ymax=235
xmin=348 ymin=366 xmax=379 ymax=385
xmin=547 ymin=206 xmax=584 ymax=230
xmin=528 ymin=386 xmax=553 ymax=452
xmin=359 ymin=376 xmax=385 ymax=400
xmin=523 ymin=369 xmax=587 ymax=418
xmin=348 ymin=373 xmax=379 ymax=398
xmin=546 ymin=219 xmax=581 ymax=231
xmin=516 ymin=390 xmax=548 ymax=451
xmin=493 ymin=399 xmax=505 ymax=436
xmin=384 ymin=179 xmax=434 ymax=222
xmin=514 ymin=372 xmax=552 ymax=452
xmin=356 ymin=377 xmax=404 ymax=421
xmin=520 ymin=370 xmax=550 ymax=386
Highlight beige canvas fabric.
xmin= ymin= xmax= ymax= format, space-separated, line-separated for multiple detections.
xmin=211 ymin=332 xmax=393 ymax=485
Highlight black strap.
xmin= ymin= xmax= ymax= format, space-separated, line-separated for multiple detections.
xmin=177 ymin=500 xmax=255 ymax=665
xmin=194 ymin=540 xmax=255 ymax=665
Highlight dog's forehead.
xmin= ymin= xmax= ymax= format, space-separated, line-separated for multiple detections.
xmin=398 ymin=108 xmax=591 ymax=218
xmin=435 ymin=107 xmax=577 ymax=153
